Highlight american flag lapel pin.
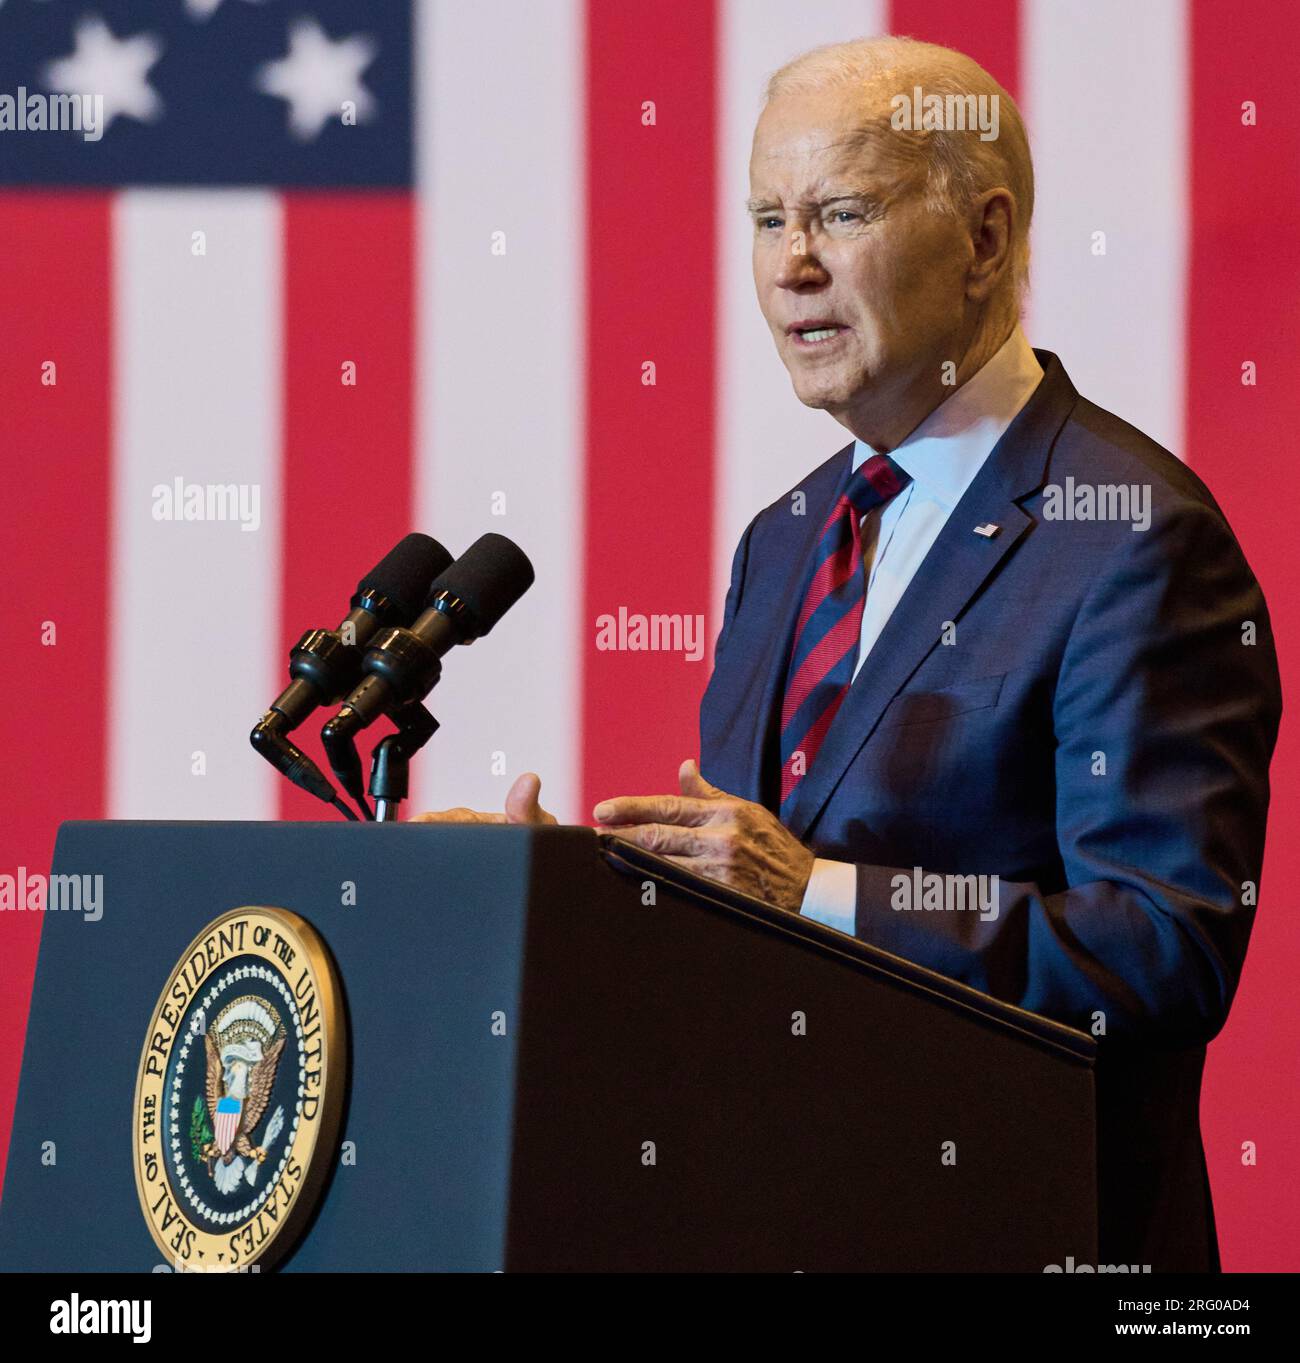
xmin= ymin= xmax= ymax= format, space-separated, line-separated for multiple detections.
xmin=973 ymin=522 xmax=1001 ymax=538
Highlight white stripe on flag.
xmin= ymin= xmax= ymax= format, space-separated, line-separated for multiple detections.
xmin=415 ymin=0 xmax=584 ymax=822
xmin=714 ymin=1 xmax=889 ymax=628
xmin=109 ymin=192 xmax=282 ymax=819
xmin=1023 ymin=0 xmax=1189 ymax=455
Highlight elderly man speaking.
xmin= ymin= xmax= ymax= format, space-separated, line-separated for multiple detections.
xmin=416 ymin=37 xmax=1281 ymax=1273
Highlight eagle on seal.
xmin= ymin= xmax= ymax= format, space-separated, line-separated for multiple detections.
xmin=200 ymin=995 xmax=286 ymax=1172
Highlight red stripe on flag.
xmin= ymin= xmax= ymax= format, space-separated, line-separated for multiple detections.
xmin=0 ymin=194 xmax=112 ymax=1199
xmin=888 ymin=0 xmax=1021 ymax=98
xmin=1187 ymin=0 xmax=1300 ymax=1272
xmin=277 ymin=194 xmax=415 ymax=820
xmin=581 ymin=0 xmax=718 ymax=816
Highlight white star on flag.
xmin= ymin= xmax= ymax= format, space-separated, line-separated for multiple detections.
xmin=185 ymin=0 xmax=267 ymax=21
xmin=43 ymin=15 xmax=164 ymax=135
xmin=255 ymin=19 xmax=377 ymax=142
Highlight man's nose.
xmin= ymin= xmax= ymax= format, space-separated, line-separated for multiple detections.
xmin=774 ymin=227 xmax=830 ymax=289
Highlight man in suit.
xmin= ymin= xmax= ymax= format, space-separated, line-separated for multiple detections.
xmin=417 ymin=37 xmax=1281 ymax=1272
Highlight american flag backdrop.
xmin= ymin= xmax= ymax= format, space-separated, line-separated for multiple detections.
xmin=1 ymin=0 xmax=1297 ymax=1268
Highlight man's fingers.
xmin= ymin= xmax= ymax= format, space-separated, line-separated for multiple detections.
xmin=407 ymin=808 xmax=506 ymax=824
xmin=606 ymin=823 xmax=716 ymax=858
xmin=407 ymin=773 xmax=556 ymax=827
xmin=678 ymin=757 xmax=725 ymax=800
xmin=593 ymin=794 xmax=720 ymax=827
xmin=506 ymin=771 xmax=557 ymax=826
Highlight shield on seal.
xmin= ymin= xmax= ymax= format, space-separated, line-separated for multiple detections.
xmin=214 ymin=1095 xmax=241 ymax=1155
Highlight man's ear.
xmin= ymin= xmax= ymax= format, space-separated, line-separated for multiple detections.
xmin=966 ymin=187 xmax=1015 ymax=303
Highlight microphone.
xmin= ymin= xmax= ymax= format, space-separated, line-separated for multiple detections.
xmin=251 ymin=533 xmax=453 ymax=810
xmin=320 ymin=534 xmax=534 ymax=801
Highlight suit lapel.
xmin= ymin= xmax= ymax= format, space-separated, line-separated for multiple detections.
xmin=786 ymin=351 xmax=1079 ymax=840
xmin=716 ymin=443 xmax=852 ymax=807
xmin=786 ymin=493 xmax=1031 ymax=839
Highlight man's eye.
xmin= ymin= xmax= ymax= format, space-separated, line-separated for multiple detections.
xmin=758 ymin=217 xmax=783 ymax=231
xmin=830 ymin=210 xmax=859 ymax=223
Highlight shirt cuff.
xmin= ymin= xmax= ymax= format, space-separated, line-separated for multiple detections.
xmin=799 ymin=857 xmax=857 ymax=935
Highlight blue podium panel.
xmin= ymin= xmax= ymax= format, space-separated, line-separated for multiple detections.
xmin=0 ymin=821 xmax=1097 ymax=1272
xmin=0 ymin=821 xmax=535 ymax=1272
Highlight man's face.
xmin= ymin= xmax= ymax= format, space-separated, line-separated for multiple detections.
xmin=749 ymin=88 xmax=973 ymax=433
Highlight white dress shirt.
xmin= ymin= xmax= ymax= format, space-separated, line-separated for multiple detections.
xmin=798 ymin=326 xmax=1044 ymax=933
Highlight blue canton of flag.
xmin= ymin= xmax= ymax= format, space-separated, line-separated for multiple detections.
xmin=0 ymin=0 xmax=412 ymax=186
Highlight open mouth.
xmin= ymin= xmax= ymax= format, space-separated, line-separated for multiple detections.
xmin=789 ymin=324 xmax=846 ymax=347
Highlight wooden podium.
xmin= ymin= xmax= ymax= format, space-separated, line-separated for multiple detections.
xmin=0 ymin=821 xmax=1096 ymax=1271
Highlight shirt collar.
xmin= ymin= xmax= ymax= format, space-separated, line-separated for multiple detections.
xmin=852 ymin=326 xmax=1044 ymax=510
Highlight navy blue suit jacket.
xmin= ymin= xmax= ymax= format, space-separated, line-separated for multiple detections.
xmin=700 ymin=351 xmax=1282 ymax=1270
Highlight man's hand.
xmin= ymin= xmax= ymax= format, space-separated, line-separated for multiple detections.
xmin=408 ymin=771 xmax=556 ymax=825
xmin=593 ymin=759 xmax=815 ymax=911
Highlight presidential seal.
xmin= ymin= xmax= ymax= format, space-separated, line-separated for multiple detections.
xmin=132 ymin=907 xmax=346 ymax=1270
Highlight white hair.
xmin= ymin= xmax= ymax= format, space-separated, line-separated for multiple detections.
xmin=763 ymin=35 xmax=1034 ymax=308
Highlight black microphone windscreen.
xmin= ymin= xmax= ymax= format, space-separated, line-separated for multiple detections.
xmin=434 ymin=533 xmax=534 ymax=637
xmin=354 ymin=533 xmax=453 ymax=623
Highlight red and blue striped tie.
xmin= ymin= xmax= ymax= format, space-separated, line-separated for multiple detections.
xmin=779 ymin=453 xmax=911 ymax=822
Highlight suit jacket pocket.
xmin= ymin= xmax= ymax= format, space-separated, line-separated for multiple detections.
xmin=878 ymin=673 xmax=1006 ymax=729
